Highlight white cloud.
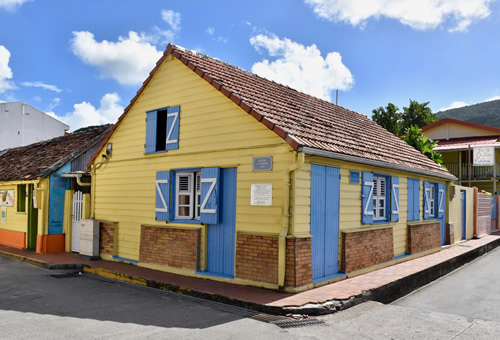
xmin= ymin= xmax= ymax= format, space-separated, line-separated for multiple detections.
xmin=58 ymin=93 xmax=123 ymax=131
xmin=484 ymin=95 xmax=500 ymax=102
xmin=46 ymin=97 xmax=60 ymax=112
xmin=0 ymin=45 xmax=15 ymax=93
xmin=438 ymin=101 xmax=468 ymax=112
xmin=71 ymin=31 xmax=163 ymax=86
xmin=162 ymin=10 xmax=181 ymax=31
xmin=250 ymin=34 xmax=353 ymax=101
xmin=0 ymin=0 xmax=31 ymax=11
xmin=206 ymin=27 xmax=228 ymax=43
xmin=22 ymin=81 xmax=62 ymax=93
xmin=305 ymin=0 xmax=493 ymax=32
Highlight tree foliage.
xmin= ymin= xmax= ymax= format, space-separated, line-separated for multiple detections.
xmin=371 ymin=99 xmax=437 ymax=136
xmin=401 ymin=100 xmax=437 ymax=132
xmin=403 ymin=125 xmax=443 ymax=165
xmin=372 ymin=103 xmax=401 ymax=136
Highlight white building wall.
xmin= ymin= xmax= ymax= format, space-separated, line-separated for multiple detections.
xmin=0 ymin=102 xmax=69 ymax=150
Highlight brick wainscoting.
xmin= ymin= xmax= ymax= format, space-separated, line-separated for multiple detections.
xmin=341 ymin=227 xmax=393 ymax=273
xmin=99 ymin=222 xmax=115 ymax=256
xmin=139 ymin=226 xmax=200 ymax=270
xmin=407 ymin=222 xmax=441 ymax=254
xmin=235 ymin=234 xmax=279 ymax=284
xmin=284 ymin=237 xmax=312 ymax=287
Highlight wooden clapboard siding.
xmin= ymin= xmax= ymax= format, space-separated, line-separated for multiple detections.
xmin=0 ymin=184 xmax=28 ymax=234
xmin=93 ymin=55 xmax=293 ymax=261
xmin=291 ymin=156 xmax=447 ymax=258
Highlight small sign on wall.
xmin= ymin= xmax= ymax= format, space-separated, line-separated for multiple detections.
xmin=1 ymin=206 xmax=6 ymax=224
xmin=0 ymin=190 xmax=14 ymax=207
xmin=473 ymin=146 xmax=495 ymax=166
xmin=253 ymin=156 xmax=273 ymax=171
xmin=350 ymin=171 xmax=360 ymax=184
xmin=251 ymin=183 xmax=273 ymax=206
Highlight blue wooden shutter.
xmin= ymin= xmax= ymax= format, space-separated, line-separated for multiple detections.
xmin=155 ymin=170 xmax=170 ymax=221
xmin=391 ymin=176 xmax=399 ymax=222
xmin=165 ymin=105 xmax=180 ymax=151
xmin=407 ymin=179 xmax=414 ymax=221
xmin=362 ymin=172 xmax=374 ymax=224
xmin=145 ymin=110 xmax=157 ymax=154
xmin=423 ymin=181 xmax=431 ymax=219
xmin=438 ymin=183 xmax=445 ymax=219
xmin=200 ymin=167 xmax=220 ymax=224
xmin=414 ymin=180 xmax=420 ymax=220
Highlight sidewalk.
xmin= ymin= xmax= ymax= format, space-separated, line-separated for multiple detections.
xmin=1 ymin=234 xmax=500 ymax=316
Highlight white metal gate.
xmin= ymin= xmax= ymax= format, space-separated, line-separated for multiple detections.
xmin=72 ymin=191 xmax=83 ymax=252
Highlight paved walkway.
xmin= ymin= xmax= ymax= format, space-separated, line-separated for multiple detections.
xmin=1 ymin=234 xmax=499 ymax=315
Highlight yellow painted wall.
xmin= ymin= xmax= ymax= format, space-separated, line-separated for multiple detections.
xmin=0 ymin=182 xmax=29 ymax=233
xmin=92 ymin=55 xmax=293 ymax=261
xmin=292 ymin=156 xmax=449 ymax=256
xmin=425 ymin=122 xmax=500 ymax=140
xmin=448 ymin=185 xmax=474 ymax=241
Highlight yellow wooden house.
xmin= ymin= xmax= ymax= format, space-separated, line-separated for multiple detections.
xmin=89 ymin=44 xmax=457 ymax=291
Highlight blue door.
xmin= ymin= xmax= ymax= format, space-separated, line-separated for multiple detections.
xmin=461 ymin=190 xmax=466 ymax=240
xmin=311 ymin=164 xmax=340 ymax=282
xmin=206 ymin=168 xmax=237 ymax=277
xmin=438 ymin=183 xmax=446 ymax=245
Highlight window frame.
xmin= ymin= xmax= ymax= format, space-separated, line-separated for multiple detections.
xmin=145 ymin=105 xmax=180 ymax=154
xmin=372 ymin=175 xmax=387 ymax=221
xmin=173 ymin=168 xmax=202 ymax=223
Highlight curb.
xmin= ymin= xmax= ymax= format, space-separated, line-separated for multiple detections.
xmin=2 ymin=237 xmax=500 ymax=316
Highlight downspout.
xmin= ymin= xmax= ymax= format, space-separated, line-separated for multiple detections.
xmin=278 ymin=152 xmax=305 ymax=288
xmin=60 ymin=172 xmax=91 ymax=187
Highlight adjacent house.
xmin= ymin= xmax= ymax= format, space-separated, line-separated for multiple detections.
xmin=0 ymin=102 xmax=69 ymax=150
xmin=89 ymin=44 xmax=456 ymax=291
xmin=422 ymin=118 xmax=500 ymax=194
xmin=0 ymin=125 xmax=111 ymax=253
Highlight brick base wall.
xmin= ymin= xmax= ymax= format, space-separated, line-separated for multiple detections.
xmin=407 ymin=222 xmax=441 ymax=254
xmin=139 ymin=226 xmax=200 ymax=270
xmin=445 ymin=222 xmax=454 ymax=245
xmin=99 ymin=222 xmax=115 ymax=256
xmin=285 ymin=237 xmax=312 ymax=287
xmin=341 ymin=227 xmax=393 ymax=273
xmin=235 ymin=234 xmax=279 ymax=284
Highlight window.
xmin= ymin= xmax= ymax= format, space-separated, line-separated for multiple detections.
xmin=145 ymin=105 xmax=180 ymax=153
xmin=362 ymin=172 xmax=399 ymax=224
xmin=407 ymin=178 xmax=420 ymax=222
xmin=373 ymin=175 xmax=386 ymax=220
xmin=424 ymin=181 xmax=445 ymax=220
xmin=155 ymin=167 xmax=220 ymax=224
xmin=175 ymin=171 xmax=201 ymax=220
xmin=17 ymin=184 xmax=26 ymax=213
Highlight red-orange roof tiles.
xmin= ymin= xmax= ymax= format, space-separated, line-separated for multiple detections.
xmin=0 ymin=125 xmax=111 ymax=182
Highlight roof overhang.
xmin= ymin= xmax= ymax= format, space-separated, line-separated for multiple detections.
xmin=300 ymin=147 xmax=457 ymax=181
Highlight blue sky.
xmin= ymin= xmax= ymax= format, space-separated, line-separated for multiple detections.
xmin=1 ymin=0 xmax=500 ymax=131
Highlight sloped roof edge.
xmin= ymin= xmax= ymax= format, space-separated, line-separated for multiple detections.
xmin=422 ymin=117 xmax=500 ymax=134
xmin=302 ymin=147 xmax=456 ymax=181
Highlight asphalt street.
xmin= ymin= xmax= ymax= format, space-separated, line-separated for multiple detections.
xmin=1 ymin=248 xmax=500 ymax=339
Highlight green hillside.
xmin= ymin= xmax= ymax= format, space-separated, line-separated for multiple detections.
xmin=437 ymin=99 xmax=500 ymax=128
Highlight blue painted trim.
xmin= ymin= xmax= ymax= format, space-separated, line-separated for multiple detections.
xmin=312 ymin=272 xmax=345 ymax=284
xmin=113 ymin=256 xmax=139 ymax=264
xmin=196 ymin=270 xmax=234 ymax=279
xmin=171 ymin=219 xmax=201 ymax=225
xmin=394 ymin=253 xmax=410 ymax=261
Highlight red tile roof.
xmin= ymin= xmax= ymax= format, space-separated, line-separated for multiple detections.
xmin=0 ymin=125 xmax=111 ymax=182
xmin=90 ymin=44 xmax=454 ymax=180
xmin=435 ymin=136 xmax=500 ymax=151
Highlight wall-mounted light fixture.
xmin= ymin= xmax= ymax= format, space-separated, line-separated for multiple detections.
xmin=106 ymin=143 xmax=112 ymax=156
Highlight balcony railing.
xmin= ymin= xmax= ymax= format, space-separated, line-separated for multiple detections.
xmin=443 ymin=162 xmax=500 ymax=179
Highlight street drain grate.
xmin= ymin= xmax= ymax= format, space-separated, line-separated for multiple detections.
xmin=249 ymin=313 xmax=326 ymax=329
xmin=271 ymin=318 xmax=326 ymax=329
